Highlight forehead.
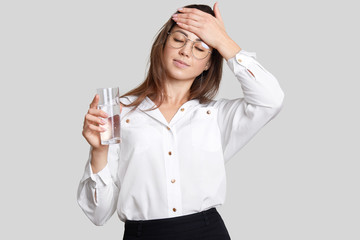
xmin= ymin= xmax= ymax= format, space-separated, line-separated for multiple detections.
xmin=171 ymin=25 xmax=202 ymax=41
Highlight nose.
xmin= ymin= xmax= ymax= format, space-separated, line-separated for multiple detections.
xmin=179 ymin=40 xmax=192 ymax=58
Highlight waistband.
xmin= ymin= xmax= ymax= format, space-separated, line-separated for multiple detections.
xmin=124 ymin=207 xmax=220 ymax=237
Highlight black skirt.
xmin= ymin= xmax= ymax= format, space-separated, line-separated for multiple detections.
xmin=123 ymin=207 xmax=231 ymax=240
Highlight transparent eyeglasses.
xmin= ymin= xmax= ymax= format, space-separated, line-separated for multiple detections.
xmin=167 ymin=31 xmax=212 ymax=60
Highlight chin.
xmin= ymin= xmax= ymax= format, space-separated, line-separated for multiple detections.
xmin=167 ymin=70 xmax=196 ymax=82
xmin=166 ymin=66 xmax=199 ymax=81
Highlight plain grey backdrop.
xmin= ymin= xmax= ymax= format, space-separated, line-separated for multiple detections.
xmin=1 ymin=0 xmax=359 ymax=239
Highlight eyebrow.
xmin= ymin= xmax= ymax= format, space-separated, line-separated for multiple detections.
xmin=176 ymin=30 xmax=202 ymax=41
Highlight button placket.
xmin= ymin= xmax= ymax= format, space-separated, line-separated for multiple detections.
xmin=165 ymin=101 xmax=195 ymax=126
xmin=164 ymin=126 xmax=182 ymax=216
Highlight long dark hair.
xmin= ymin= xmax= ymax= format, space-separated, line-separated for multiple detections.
xmin=120 ymin=4 xmax=223 ymax=111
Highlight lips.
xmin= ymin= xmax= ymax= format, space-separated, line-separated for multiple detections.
xmin=173 ymin=59 xmax=190 ymax=67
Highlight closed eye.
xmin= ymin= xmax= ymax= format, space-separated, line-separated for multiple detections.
xmin=195 ymin=47 xmax=205 ymax=52
xmin=174 ymin=38 xmax=184 ymax=43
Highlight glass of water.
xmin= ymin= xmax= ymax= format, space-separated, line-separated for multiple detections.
xmin=96 ymin=87 xmax=121 ymax=144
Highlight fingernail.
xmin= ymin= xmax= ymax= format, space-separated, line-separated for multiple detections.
xmin=172 ymin=14 xmax=178 ymax=17
xmin=177 ymin=8 xmax=183 ymax=11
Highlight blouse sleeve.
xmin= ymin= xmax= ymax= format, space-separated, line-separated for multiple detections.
xmin=77 ymin=144 xmax=120 ymax=226
xmin=215 ymin=49 xmax=285 ymax=164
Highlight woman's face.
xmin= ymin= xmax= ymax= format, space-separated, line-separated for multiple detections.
xmin=163 ymin=25 xmax=212 ymax=83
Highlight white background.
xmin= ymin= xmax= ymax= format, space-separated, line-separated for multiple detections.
xmin=0 ymin=0 xmax=359 ymax=239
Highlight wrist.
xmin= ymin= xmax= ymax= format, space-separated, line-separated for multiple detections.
xmin=91 ymin=145 xmax=109 ymax=159
xmin=92 ymin=145 xmax=109 ymax=154
xmin=216 ymin=36 xmax=241 ymax=61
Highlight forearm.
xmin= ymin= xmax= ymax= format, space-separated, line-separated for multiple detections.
xmin=216 ymin=35 xmax=242 ymax=61
xmin=91 ymin=146 xmax=109 ymax=174
xmin=226 ymin=50 xmax=285 ymax=108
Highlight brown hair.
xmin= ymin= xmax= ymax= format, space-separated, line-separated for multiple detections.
xmin=120 ymin=4 xmax=223 ymax=111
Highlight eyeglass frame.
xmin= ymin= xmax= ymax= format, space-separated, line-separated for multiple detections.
xmin=166 ymin=30 xmax=212 ymax=60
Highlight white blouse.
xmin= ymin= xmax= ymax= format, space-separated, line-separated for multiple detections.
xmin=77 ymin=49 xmax=285 ymax=225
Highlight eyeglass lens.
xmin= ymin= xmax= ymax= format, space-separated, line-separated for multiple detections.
xmin=168 ymin=32 xmax=210 ymax=59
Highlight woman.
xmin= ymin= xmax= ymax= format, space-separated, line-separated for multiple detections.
xmin=78 ymin=3 xmax=284 ymax=240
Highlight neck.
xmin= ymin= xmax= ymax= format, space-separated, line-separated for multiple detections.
xmin=163 ymin=92 xmax=190 ymax=105
xmin=150 ymin=75 xmax=195 ymax=106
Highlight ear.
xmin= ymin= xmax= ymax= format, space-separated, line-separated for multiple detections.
xmin=205 ymin=61 xmax=211 ymax=71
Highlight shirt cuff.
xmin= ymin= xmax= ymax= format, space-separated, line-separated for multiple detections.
xmin=227 ymin=49 xmax=257 ymax=69
xmin=89 ymin=162 xmax=112 ymax=187
xmin=225 ymin=48 xmax=284 ymax=108
xmin=80 ymin=146 xmax=112 ymax=188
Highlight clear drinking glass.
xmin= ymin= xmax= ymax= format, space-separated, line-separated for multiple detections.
xmin=96 ymin=87 xmax=121 ymax=144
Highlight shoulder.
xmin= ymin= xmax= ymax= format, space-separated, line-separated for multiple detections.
xmin=195 ymin=98 xmax=247 ymax=115
xmin=119 ymin=95 xmax=138 ymax=105
xmin=197 ymin=98 xmax=238 ymax=108
xmin=118 ymin=95 xmax=142 ymax=118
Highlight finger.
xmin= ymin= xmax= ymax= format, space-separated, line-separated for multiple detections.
xmin=90 ymin=94 xmax=99 ymax=109
xmin=177 ymin=7 xmax=207 ymax=17
xmin=172 ymin=17 xmax=202 ymax=28
xmin=213 ymin=2 xmax=224 ymax=23
xmin=88 ymin=123 xmax=107 ymax=132
xmin=88 ymin=108 xmax=109 ymax=118
xmin=85 ymin=113 xmax=107 ymax=126
xmin=173 ymin=12 xmax=202 ymax=22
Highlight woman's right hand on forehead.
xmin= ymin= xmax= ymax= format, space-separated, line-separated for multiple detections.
xmin=82 ymin=94 xmax=123 ymax=150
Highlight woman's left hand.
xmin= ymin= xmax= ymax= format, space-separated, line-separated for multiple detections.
xmin=172 ymin=2 xmax=241 ymax=60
